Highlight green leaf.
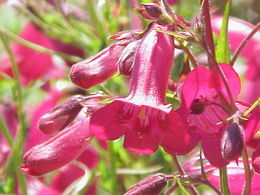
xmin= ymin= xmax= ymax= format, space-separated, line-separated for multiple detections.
xmin=171 ymin=53 xmax=184 ymax=81
xmin=216 ymin=0 xmax=231 ymax=63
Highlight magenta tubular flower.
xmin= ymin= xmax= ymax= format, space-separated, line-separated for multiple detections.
xmin=38 ymin=95 xmax=84 ymax=135
xmin=20 ymin=118 xmax=90 ymax=176
xmin=70 ymin=43 xmax=124 ymax=89
xmin=181 ymin=64 xmax=241 ymax=167
xmin=90 ymin=24 xmax=197 ymax=155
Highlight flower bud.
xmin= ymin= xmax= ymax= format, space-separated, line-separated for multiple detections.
xmin=135 ymin=7 xmax=154 ymax=20
xmin=142 ymin=3 xmax=162 ymax=19
xmin=70 ymin=44 xmax=124 ymax=89
xmin=20 ymin=118 xmax=90 ymax=176
xmin=109 ymin=30 xmax=141 ymax=45
xmin=116 ymin=40 xmax=140 ymax=76
xmin=221 ymin=123 xmax=244 ymax=161
xmin=124 ymin=173 xmax=168 ymax=195
xmin=38 ymin=95 xmax=84 ymax=135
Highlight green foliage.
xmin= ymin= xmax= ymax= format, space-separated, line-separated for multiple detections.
xmin=216 ymin=0 xmax=231 ymax=63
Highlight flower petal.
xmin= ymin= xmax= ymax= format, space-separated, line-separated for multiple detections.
xmin=90 ymin=101 xmax=126 ymax=140
xmin=210 ymin=63 xmax=241 ymax=101
xmin=182 ymin=66 xmax=211 ymax=108
xmin=201 ymin=134 xmax=228 ymax=168
xmin=159 ymin=111 xmax=198 ymax=155
xmin=123 ymin=117 xmax=159 ymax=154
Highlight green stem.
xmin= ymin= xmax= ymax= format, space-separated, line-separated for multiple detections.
xmin=202 ymin=46 xmax=237 ymax=111
xmin=0 ymin=27 xmax=82 ymax=62
xmin=175 ymin=44 xmax=199 ymax=68
xmin=108 ymin=142 xmax=118 ymax=194
xmin=87 ymin=0 xmax=107 ymax=46
xmin=219 ymin=167 xmax=230 ymax=195
xmin=172 ymin=155 xmax=198 ymax=195
xmin=200 ymin=0 xmax=216 ymax=67
xmin=0 ymin=28 xmax=28 ymax=195
xmin=0 ymin=117 xmax=13 ymax=147
xmin=243 ymin=98 xmax=260 ymax=117
xmin=242 ymin=146 xmax=252 ymax=195
xmin=21 ymin=5 xmax=89 ymax=49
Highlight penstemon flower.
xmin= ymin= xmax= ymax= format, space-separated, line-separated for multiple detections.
xmin=70 ymin=43 xmax=124 ymax=89
xmin=180 ymin=63 xmax=241 ymax=167
xmin=20 ymin=118 xmax=91 ymax=176
xmin=90 ymin=23 xmax=197 ymax=155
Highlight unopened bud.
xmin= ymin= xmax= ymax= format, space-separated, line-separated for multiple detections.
xmin=142 ymin=3 xmax=162 ymax=19
xmin=20 ymin=118 xmax=91 ymax=176
xmin=124 ymin=173 xmax=168 ymax=195
xmin=38 ymin=95 xmax=84 ymax=135
xmin=70 ymin=44 xmax=123 ymax=89
xmin=221 ymin=123 xmax=244 ymax=161
xmin=116 ymin=40 xmax=140 ymax=76
xmin=109 ymin=30 xmax=141 ymax=45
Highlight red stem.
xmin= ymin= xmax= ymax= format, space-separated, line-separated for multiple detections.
xmin=230 ymin=23 xmax=260 ymax=66
xmin=200 ymin=0 xmax=216 ymax=68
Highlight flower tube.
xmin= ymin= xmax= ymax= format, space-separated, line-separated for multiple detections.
xmin=90 ymin=23 xmax=197 ymax=155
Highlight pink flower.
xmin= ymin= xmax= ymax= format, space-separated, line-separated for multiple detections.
xmin=90 ymin=24 xmax=197 ymax=155
xmin=181 ymin=64 xmax=241 ymax=167
xmin=209 ymin=161 xmax=260 ymax=195
xmin=20 ymin=118 xmax=91 ymax=176
xmin=70 ymin=43 xmax=124 ymax=89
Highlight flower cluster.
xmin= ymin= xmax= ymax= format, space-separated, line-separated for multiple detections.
xmin=19 ymin=0 xmax=259 ymax=179
xmin=0 ymin=0 xmax=259 ymax=194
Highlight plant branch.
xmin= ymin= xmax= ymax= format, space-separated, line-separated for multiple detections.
xmin=242 ymin=146 xmax=252 ymax=195
xmin=0 ymin=28 xmax=28 ymax=195
xmin=0 ymin=27 xmax=82 ymax=62
xmin=172 ymin=155 xmax=198 ymax=195
xmin=230 ymin=23 xmax=260 ymax=66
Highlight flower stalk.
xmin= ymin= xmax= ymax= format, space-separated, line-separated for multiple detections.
xmin=242 ymin=146 xmax=252 ymax=195
xmin=0 ymin=28 xmax=28 ymax=195
xmin=219 ymin=167 xmax=230 ymax=195
xmin=0 ymin=27 xmax=82 ymax=62
xmin=172 ymin=155 xmax=198 ymax=195
xmin=230 ymin=23 xmax=260 ymax=66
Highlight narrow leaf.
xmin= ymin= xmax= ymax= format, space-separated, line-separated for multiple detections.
xmin=216 ymin=0 xmax=231 ymax=63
